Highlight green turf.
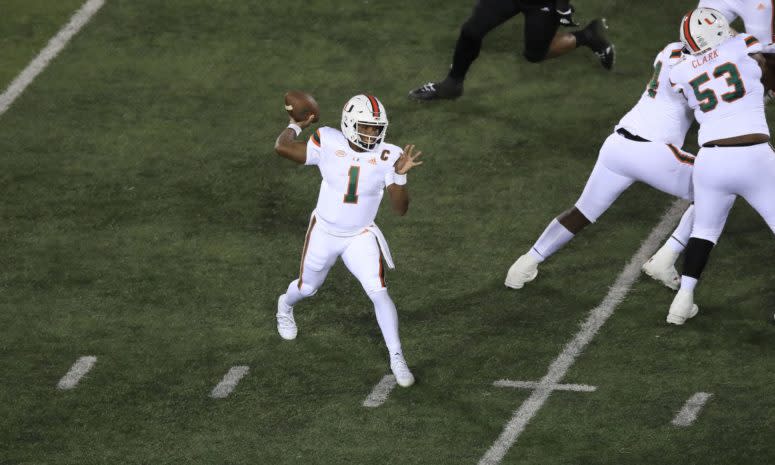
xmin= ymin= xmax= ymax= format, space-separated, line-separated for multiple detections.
xmin=1 ymin=1 xmax=774 ymax=464
xmin=0 ymin=0 xmax=85 ymax=90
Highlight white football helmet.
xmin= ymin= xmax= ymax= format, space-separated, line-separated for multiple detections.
xmin=341 ymin=94 xmax=388 ymax=151
xmin=680 ymin=8 xmax=731 ymax=55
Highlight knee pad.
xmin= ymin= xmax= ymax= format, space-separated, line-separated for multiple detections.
xmin=297 ymin=282 xmax=318 ymax=298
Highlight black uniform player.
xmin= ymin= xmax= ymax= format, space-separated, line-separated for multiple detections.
xmin=408 ymin=0 xmax=615 ymax=100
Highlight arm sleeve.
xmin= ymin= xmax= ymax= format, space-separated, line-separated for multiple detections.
xmin=305 ymin=129 xmax=322 ymax=166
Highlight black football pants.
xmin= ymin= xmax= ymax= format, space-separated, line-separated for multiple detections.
xmin=449 ymin=0 xmax=560 ymax=80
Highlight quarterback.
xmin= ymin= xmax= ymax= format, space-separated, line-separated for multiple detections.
xmin=505 ymin=39 xmax=698 ymax=292
xmin=666 ymin=9 xmax=775 ymax=324
xmin=273 ymin=94 xmax=423 ymax=387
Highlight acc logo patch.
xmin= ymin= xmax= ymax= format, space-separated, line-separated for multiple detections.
xmin=335 ymin=150 xmax=346 ymax=157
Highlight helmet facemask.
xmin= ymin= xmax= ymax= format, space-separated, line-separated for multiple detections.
xmin=354 ymin=121 xmax=387 ymax=150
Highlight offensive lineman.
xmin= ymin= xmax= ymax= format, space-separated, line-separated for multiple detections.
xmin=273 ymin=94 xmax=424 ymax=387
xmin=633 ymin=0 xmax=775 ymax=284
xmin=505 ymin=40 xmax=698 ymax=292
xmin=666 ymin=8 xmax=775 ymax=324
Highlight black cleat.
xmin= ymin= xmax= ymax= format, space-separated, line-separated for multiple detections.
xmin=408 ymin=78 xmax=463 ymax=101
xmin=585 ymin=19 xmax=615 ymax=70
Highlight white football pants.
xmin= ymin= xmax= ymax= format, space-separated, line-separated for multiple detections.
xmin=691 ymin=143 xmax=775 ymax=243
xmin=295 ymin=215 xmax=388 ymax=295
xmin=575 ymin=132 xmax=695 ymax=222
xmin=285 ymin=214 xmax=402 ymax=354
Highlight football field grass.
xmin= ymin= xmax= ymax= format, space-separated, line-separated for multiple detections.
xmin=1 ymin=1 xmax=774 ymax=464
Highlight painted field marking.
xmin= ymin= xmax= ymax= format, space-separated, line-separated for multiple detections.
xmin=0 ymin=0 xmax=106 ymax=117
xmin=57 ymin=356 xmax=97 ymax=390
xmin=363 ymin=374 xmax=397 ymax=408
xmin=672 ymin=392 xmax=712 ymax=427
xmin=478 ymin=199 xmax=689 ymax=465
xmin=210 ymin=366 xmax=250 ymax=399
xmin=494 ymin=379 xmax=597 ymax=393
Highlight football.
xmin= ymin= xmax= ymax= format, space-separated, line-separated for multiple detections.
xmin=284 ymin=90 xmax=320 ymax=123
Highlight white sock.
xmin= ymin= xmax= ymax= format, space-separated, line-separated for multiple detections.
xmin=527 ymin=249 xmax=543 ymax=262
xmin=368 ymin=290 xmax=402 ymax=355
xmin=667 ymin=205 xmax=695 ymax=253
xmin=530 ymin=219 xmax=575 ymax=262
xmin=283 ymin=280 xmax=305 ymax=307
xmin=680 ymin=276 xmax=698 ymax=292
xmin=653 ymin=242 xmax=679 ymax=265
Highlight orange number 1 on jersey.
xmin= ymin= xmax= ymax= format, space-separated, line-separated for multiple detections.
xmin=343 ymin=166 xmax=360 ymax=204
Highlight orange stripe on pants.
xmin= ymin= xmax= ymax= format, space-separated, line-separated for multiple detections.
xmin=378 ymin=251 xmax=386 ymax=288
xmin=298 ymin=216 xmax=317 ymax=288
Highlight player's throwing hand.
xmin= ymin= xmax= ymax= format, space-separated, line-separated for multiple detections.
xmin=289 ymin=113 xmax=317 ymax=130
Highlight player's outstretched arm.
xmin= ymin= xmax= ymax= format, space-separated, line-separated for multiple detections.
xmin=274 ymin=114 xmax=316 ymax=164
xmin=387 ymin=144 xmax=424 ymax=216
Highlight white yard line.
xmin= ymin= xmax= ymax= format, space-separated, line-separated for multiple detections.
xmin=362 ymin=374 xmax=398 ymax=408
xmin=672 ymin=392 xmax=712 ymax=427
xmin=478 ymin=199 xmax=689 ymax=465
xmin=0 ymin=0 xmax=105 ymax=117
xmin=210 ymin=366 xmax=250 ymax=399
xmin=493 ymin=380 xmax=597 ymax=393
xmin=57 ymin=356 xmax=97 ymax=390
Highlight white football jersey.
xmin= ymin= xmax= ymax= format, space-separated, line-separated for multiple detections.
xmin=698 ymin=0 xmax=774 ymax=43
xmin=670 ymin=34 xmax=769 ymax=145
xmin=616 ymin=42 xmax=694 ymax=146
xmin=304 ymin=126 xmax=401 ymax=235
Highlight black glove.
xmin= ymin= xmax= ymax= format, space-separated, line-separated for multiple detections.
xmin=557 ymin=4 xmax=579 ymax=27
